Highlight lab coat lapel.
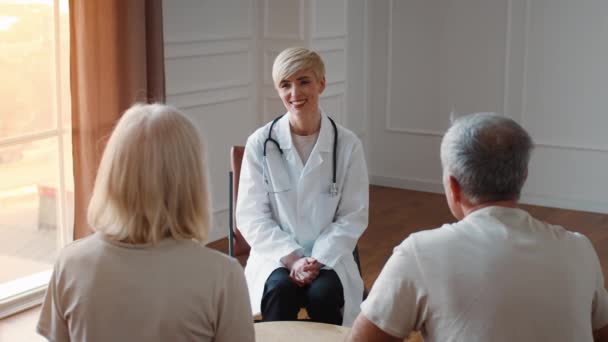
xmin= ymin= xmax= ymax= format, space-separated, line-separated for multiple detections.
xmin=276 ymin=114 xmax=304 ymax=174
xmin=301 ymin=113 xmax=332 ymax=179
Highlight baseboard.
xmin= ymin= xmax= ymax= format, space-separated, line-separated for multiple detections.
xmin=370 ymin=174 xmax=608 ymax=215
xmin=520 ymin=193 xmax=608 ymax=215
xmin=207 ymin=208 xmax=229 ymax=243
xmin=370 ymin=175 xmax=444 ymax=194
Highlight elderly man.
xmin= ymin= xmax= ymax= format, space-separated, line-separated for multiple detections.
xmin=348 ymin=113 xmax=608 ymax=341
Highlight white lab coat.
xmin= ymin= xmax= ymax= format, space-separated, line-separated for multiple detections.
xmin=236 ymin=112 xmax=369 ymax=327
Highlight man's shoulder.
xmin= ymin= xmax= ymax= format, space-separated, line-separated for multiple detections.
xmin=523 ymin=210 xmax=592 ymax=245
xmin=394 ymin=223 xmax=458 ymax=253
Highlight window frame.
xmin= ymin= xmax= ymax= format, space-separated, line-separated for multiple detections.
xmin=0 ymin=0 xmax=72 ymax=319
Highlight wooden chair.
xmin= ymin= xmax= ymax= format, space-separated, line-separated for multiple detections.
xmin=228 ymin=146 xmax=250 ymax=266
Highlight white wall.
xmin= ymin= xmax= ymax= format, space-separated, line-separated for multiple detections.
xmin=163 ymin=0 xmax=608 ymax=243
xmin=163 ymin=0 xmax=257 ymax=241
xmin=163 ymin=0 xmax=359 ymax=241
xmin=367 ymin=0 xmax=608 ymax=214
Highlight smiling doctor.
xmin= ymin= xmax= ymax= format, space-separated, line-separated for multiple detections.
xmin=236 ymin=47 xmax=369 ymax=326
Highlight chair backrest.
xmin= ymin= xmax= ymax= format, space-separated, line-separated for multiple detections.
xmin=230 ymin=145 xmax=251 ymax=256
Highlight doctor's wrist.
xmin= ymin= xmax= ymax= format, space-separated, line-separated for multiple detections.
xmin=280 ymin=253 xmax=302 ymax=270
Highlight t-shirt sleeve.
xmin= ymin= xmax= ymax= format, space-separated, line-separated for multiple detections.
xmin=214 ymin=259 xmax=255 ymax=342
xmin=591 ymin=248 xmax=608 ymax=330
xmin=36 ymin=267 xmax=70 ymax=342
xmin=360 ymin=237 xmax=428 ymax=338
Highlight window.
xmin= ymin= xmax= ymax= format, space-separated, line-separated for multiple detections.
xmin=0 ymin=0 xmax=72 ymax=318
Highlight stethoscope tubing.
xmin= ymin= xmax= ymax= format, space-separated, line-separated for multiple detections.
xmin=263 ymin=113 xmax=338 ymax=189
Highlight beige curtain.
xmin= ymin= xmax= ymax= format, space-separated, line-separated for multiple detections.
xmin=70 ymin=0 xmax=165 ymax=239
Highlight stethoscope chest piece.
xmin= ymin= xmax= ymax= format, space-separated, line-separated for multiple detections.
xmin=329 ymin=182 xmax=338 ymax=197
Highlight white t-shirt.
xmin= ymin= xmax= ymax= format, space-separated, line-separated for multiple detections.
xmin=291 ymin=130 xmax=319 ymax=165
xmin=37 ymin=232 xmax=254 ymax=342
xmin=361 ymin=206 xmax=608 ymax=341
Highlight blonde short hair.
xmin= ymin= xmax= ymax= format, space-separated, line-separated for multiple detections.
xmin=272 ymin=47 xmax=325 ymax=87
xmin=87 ymin=103 xmax=210 ymax=244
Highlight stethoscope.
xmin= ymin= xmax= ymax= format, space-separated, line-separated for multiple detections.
xmin=263 ymin=114 xmax=339 ymax=197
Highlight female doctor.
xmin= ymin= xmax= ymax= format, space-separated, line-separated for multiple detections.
xmin=236 ymin=47 xmax=369 ymax=326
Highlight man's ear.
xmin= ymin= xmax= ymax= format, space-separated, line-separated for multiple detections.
xmin=449 ymin=175 xmax=462 ymax=204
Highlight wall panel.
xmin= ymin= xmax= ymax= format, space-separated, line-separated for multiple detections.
xmin=521 ymin=0 xmax=608 ymax=151
xmin=312 ymin=0 xmax=346 ymax=39
xmin=163 ymin=0 xmax=252 ymax=42
xmin=368 ymin=0 xmax=608 ymax=213
xmin=163 ymin=0 xmax=257 ymax=241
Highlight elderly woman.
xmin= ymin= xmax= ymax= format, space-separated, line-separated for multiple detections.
xmin=236 ymin=47 xmax=369 ymax=326
xmin=36 ymin=104 xmax=254 ymax=342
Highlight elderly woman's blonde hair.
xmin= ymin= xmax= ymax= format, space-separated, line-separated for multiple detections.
xmin=87 ymin=103 xmax=210 ymax=244
xmin=272 ymin=47 xmax=325 ymax=87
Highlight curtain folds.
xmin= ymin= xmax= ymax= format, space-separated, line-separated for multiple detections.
xmin=69 ymin=0 xmax=165 ymax=239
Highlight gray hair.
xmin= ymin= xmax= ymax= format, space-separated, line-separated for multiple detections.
xmin=440 ymin=113 xmax=534 ymax=204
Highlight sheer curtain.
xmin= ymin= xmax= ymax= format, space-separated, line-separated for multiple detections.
xmin=69 ymin=0 xmax=165 ymax=239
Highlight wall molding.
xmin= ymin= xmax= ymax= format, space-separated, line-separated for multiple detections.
xmin=314 ymin=46 xmax=345 ymax=53
xmin=370 ymin=174 xmax=444 ymax=194
xmin=520 ymin=0 xmax=531 ymax=125
xmin=380 ymin=127 xmax=608 ymax=152
xmin=383 ymin=0 xmax=443 ymax=136
xmin=263 ymin=86 xmax=279 ymax=97
xmin=310 ymin=0 xmax=346 ymax=40
xmin=324 ymin=81 xmax=346 ymax=96
xmin=263 ymin=49 xmax=281 ymax=86
xmin=520 ymin=192 xmax=608 ymax=215
xmin=320 ymin=92 xmax=345 ymax=123
xmin=371 ymin=175 xmax=608 ymax=214
xmin=534 ymin=141 xmax=608 ymax=153
xmin=208 ymin=208 xmax=229 ymax=243
xmin=164 ymin=32 xmax=251 ymax=60
xmin=323 ymin=88 xmax=345 ymax=97
xmin=167 ymin=80 xmax=251 ymax=97
xmin=165 ymin=34 xmax=252 ymax=46
xmin=175 ymin=93 xmax=250 ymax=111
xmin=311 ymin=36 xmax=345 ymax=52
xmin=312 ymin=33 xmax=346 ymax=40
xmin=169 ymin=82 xmax=250 ymax=110
xmin=317 ymin=47 xmax=346 ymax=86
xmin=502 ymin=0 xmax=514 ymax=116
xmin=262 ymin=96 xmax=284 ymax=122
xmin=326 ymin=79 xmax=345 ymax=86
xmin=383 ymin=0 xmax=405 ymax=134
xmin=165 ymin=46 xmax=249 ymax=61
xmin=384 ymin=127 xmax=444 ymax=137
xmin=263 ymin=0 xmax=305 ymax=40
